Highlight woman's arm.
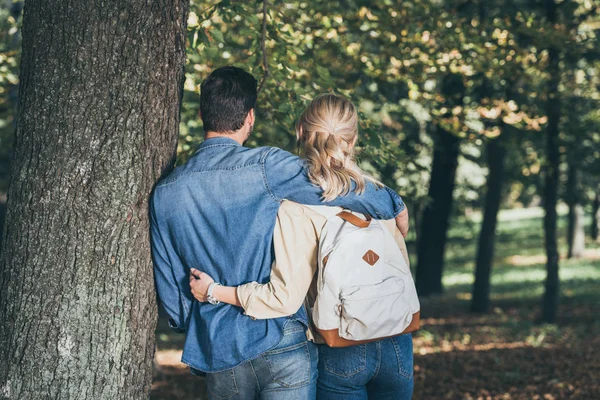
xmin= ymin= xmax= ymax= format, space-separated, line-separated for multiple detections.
xmin=189 ymin=201 xmax=322 ymax=319
xmin=383 ymin=219 xmax=411 ymax=266
xmin=189 ymin=269 xmax=241 ymax=307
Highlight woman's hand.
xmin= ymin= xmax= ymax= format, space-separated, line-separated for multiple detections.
xmin=189 ymin=268 xmax=215 ymax=302
xmin=395 ymin=208 xmax=409 ymax=238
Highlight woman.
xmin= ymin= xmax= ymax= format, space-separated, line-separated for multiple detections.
xmin=190 ymin=93 xmax=414 ymax=400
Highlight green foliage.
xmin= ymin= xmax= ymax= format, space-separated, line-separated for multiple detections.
xmin=179 ymin=0 xmax=599 ymax=206
xmin=0 ymin=0 xmax=598 ymax=210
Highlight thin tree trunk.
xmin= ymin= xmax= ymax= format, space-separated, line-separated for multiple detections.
xmin=566 ymin=164 xmax=585 ymax=258
xmin=471 ymin=137 xmax=506 ymax=313
xmin=592 ymin=191 xmax=600 ymax=242
xmin=568 ymin=204 xmax=585 ymax=257
xmin=416 ymin=127 xmax=460 ymax=296
xmin=0 ymin=1 xmax=188 ymax=398
xmin=542 ymin=0 xmax=561 ymax=324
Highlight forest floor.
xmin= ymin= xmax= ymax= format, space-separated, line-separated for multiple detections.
xmin=151 ymin=207 xmax=600 ymax=400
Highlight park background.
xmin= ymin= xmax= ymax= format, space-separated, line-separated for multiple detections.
xmin=0 ymin=0 xmax=599 ymax=399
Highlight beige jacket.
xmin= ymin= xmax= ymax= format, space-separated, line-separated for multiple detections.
xmin=236 ymin=201 xmax=410 ymax=340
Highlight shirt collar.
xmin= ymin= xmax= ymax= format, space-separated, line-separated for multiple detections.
xmin=199 ymin=136 xmax=242 ymax=148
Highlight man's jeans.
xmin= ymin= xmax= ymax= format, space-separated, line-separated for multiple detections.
xmin=317 ymin=334 xmax=414 ymax=400
xmin=205 ymin=320 xmax=317 ymax=400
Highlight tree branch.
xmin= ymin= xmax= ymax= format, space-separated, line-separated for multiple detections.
xmin=257 ymin=0 xmax=269 ymax=95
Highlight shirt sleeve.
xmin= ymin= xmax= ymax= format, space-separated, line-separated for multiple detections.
xmin=236 ymin=202 xmax=320 ymax=319
xmin=150 ymin=193 xmax=190 ymax=333
xmin=261 ymin=147 xmax=405 ymax=219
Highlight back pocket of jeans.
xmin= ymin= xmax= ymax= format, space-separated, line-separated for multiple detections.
xmin=320 ymin=344 xmax=367 ymax=378
xmin=391 ymin=334 xmax=414 ymax=379
xmin=263 ymin=341 xmax=311 ymax=388
xmin=206 ymin=369 xmax=238 ymax=399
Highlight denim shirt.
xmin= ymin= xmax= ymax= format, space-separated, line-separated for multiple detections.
xmin=150 ymin=136 xmax=405 ymax=373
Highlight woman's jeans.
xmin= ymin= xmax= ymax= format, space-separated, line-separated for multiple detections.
xmin=205 ymin=319 xmax=318 ymax=400
xmin=317 ymin=334 xmax=414 ymax=400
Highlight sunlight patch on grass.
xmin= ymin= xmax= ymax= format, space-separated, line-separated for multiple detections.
xmin=456 ymin=292 xmax=472 ymax=300
xmin=505 ymin=254 xmax=546 ymax=267
xmin=463 ymin=205 xmax=569 ymax=225
xmin=492 ymin=287 xmax=544 ymax=300
xmin=154 ymin=349 xmax=187 ymax=371
xmin=494 ymin=263 xmax=600 ymax=285
xmin=415 ymin=339 xmax=545 ymax=355
xmin=443 ymin=272 xmax=474 ymax=286
xmin=443 ymin=259 xmax=600 ymax=298
xmin=506 ymin=248 xmax=600 ymax=267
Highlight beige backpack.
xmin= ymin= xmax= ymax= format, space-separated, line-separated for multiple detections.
xmin=307 ymin=206 xmax=420 ymax=347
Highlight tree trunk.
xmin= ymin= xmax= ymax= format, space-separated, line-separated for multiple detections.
xmin=0 ymin=200 xmax=5 ymax=257
xmin=415 ymin=127 xmax=460 ymax=296
xmin=591 ymin=191 xmax=599 ymax=242
xmin=566 ymin=165 xmax=585 ymax=258
xmin=471 ymin=137 xmax=506 ymax=313
xmin=541 ymin=0 xmax=561 ymax=324
xmin=0 ymin=1 xmax=188 ymax=398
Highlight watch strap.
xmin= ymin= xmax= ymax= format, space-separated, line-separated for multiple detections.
xmin=207 ymin=282 xmax=221 ymax=305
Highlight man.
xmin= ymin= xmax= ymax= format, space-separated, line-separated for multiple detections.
xmin=150 ymin=66 xmax=407 ymax=399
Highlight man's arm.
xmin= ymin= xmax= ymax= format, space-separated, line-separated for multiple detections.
xmin=150 ymin=194 xmax=190 ymax=333
xmin=261 ymin=147 xmax=405 ymax=220
xmin=189 ymin=201 xmax=318 ymax=319
xmin=236 ymin=201 xmax=319 ymax=318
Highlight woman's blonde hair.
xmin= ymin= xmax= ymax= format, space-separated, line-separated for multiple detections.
xmin=296 ymin=93 xmax=383 ymax=201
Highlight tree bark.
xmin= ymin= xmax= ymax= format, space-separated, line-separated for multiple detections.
xmin=0 ymin=200 xmax=5 ymax=257
xmin=566 ymin=164 xmax=585 ymax=258
xmin=592 ymin=191 xmax=600 ymax=242
xmin=415 ymin=127 xmax=460 ymax=296
xmin=471 ymin=137 xmax=506 ymax=313
xmin=0 ymin=1 xmax=188 ymax=399
xmin=541 ymin=0 xmax=561 ymax=324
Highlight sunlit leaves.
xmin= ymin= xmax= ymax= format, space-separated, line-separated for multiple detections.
xmin=174 ymin=0 xmax=600 ymax=203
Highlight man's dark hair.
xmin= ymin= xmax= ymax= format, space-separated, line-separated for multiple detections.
xmin=200 ymin=66 xmax=258 ymax=133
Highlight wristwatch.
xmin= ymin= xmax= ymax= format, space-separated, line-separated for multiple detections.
xmin=207 ymin=282 xmax=222 ymax=305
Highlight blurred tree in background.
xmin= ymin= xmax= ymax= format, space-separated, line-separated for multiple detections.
xmin=1 ymin=0 xmax=599 ymax=324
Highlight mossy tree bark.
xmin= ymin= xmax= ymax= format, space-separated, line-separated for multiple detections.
xmin=415 ymin=72 xmax=464 ymax=296
xmin=471 ymin=136 xmax=507 ymax=313
xmin=415 ymin=127 xmax=460 ymax=296
xmin=0 ymin=1 xmax=188 ymax=398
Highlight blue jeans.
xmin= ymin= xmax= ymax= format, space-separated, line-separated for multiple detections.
xmin=205 ymin=320 xmax=318 ymax=400
xmin=317 ymin=334 xmax=414 ymax=400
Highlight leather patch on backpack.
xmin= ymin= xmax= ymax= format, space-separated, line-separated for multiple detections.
xmin=362 ymin=250 xmax=379 ymax=266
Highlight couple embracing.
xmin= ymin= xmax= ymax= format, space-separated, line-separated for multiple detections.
xmin=150 ymin=66 xmax=420 ymax=400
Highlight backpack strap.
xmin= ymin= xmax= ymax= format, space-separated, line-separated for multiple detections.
xmin=337 ymin=211 xmax=371 ymax=228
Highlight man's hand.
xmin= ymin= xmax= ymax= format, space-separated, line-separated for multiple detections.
xmin=189 ymin=268 xmax=215 ymax=302
xmin=395 ymin=208 xmax=409 ymax=238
